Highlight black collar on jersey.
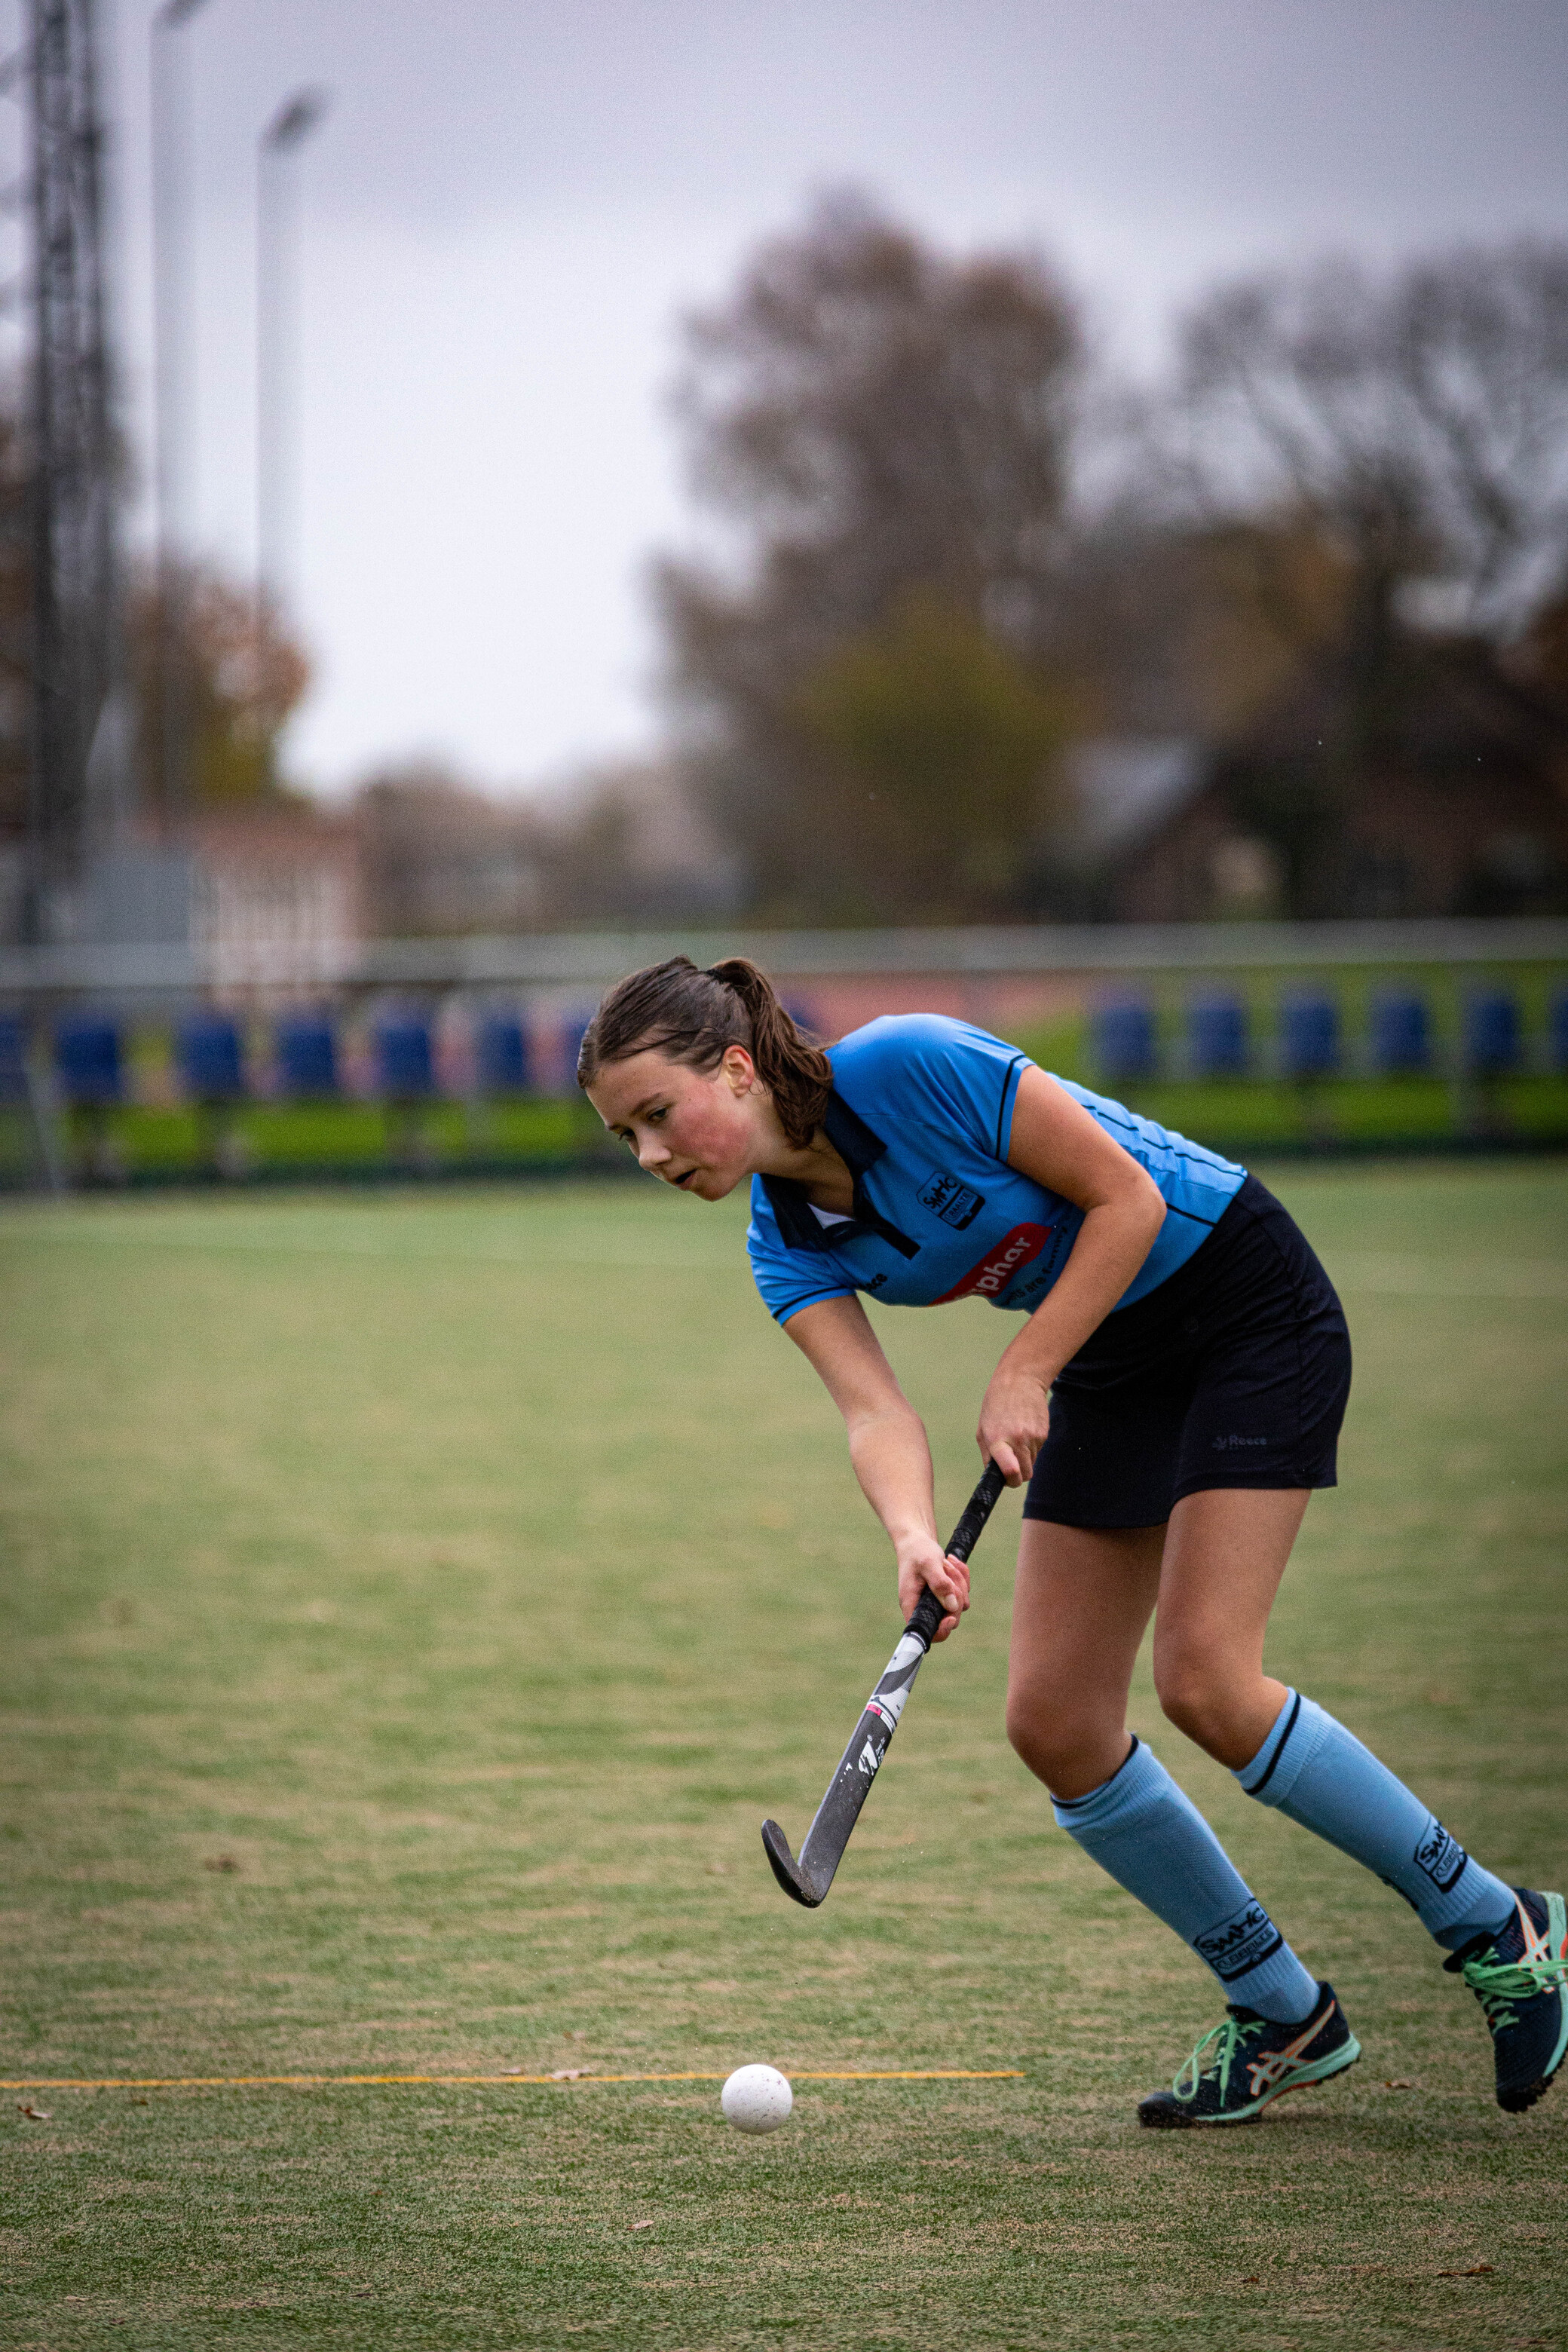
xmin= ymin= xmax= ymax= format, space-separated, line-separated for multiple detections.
xmin=760 ymin=1090 xmax=919 ymax=1260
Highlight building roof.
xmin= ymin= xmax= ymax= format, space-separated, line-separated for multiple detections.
xmin=1063 ymin=737 xmax=1207 ymax=859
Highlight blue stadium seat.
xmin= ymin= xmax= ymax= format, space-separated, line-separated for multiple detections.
xmin=1092 ymin=998 xmax=1157 ymax=1086
xmin=475 ymin=1012 xmax=531 ymax=1095
xmin=1279 ymin=994 xmax=1340 ymax=1080
xmin=0 ymin=1015 xmax=27 ymax=1106
xmin=1368 ymin=991 xmax=1432 ymax=1076
xmin=1550 ymin=988 xmax=1568 ymax=1075
xmin=375 ymin=1015 xmax=435 ymax=1100
xmin=275 ymin=1015 xmax=340 ymax=1099
xmin=1463 ymin=988 xmax=1521 ymax=1076
xmin=55 ymin=1015 xmax=123 ymax=1107
xmin=178 ymin=1014 xmax=247 ymax=1104
xmin=1187 ymin=992 xmax=1248 ymax=1079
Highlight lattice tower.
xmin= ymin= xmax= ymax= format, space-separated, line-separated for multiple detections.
xmin=23 ymin=0 xmax=121 ymax=933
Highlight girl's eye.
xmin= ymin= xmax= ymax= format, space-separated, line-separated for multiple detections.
xmin=648 ymin=1106 xmax=667 ymax=1123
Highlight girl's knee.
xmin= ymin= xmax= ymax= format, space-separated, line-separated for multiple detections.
xmin=1006 ymin=1692 xmax=1123 ymax=1795
xmin=1153 ymin=1649 xmax=1261 ymax=1762
xmin=1004 ymin=1694 xmax=1054 ymax=1775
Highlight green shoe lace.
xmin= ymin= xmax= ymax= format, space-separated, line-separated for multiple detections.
xmin=1460 ymin=1946 xmax=1568 ymax=2035
xmin=1173 ymin=2014 xmax=1266 ymax=2104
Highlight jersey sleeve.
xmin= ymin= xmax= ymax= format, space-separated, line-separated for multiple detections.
xmin=856 ymin=1015 xmax=1033 ymax=1165
xmin=745 ymin=1182 xmax=857 ymax=1327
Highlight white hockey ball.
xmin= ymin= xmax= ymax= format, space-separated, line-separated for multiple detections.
xmin=720 ymin=2063 xmax=793 ymax=2133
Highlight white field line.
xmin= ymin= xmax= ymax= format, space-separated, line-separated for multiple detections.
xmin=0 ymin=1217 xmax=1564 ymax=1297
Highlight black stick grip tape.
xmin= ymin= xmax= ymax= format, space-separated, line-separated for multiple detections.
xmin=905 ymin=1461 xmax=1006 ymax=1648
xmin=945 ymin=1459 xmax=1007 ymax=1566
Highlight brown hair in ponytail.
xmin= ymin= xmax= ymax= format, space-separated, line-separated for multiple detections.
xmin=575 ymin=955 xmax=833 ymax=1147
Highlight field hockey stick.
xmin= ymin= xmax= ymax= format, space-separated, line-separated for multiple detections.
xmin=761 ymin=1459 xmax=1007 ymax=1909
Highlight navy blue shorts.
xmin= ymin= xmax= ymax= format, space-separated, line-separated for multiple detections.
xmin=1022 ymin=1174 xmax=1352 ymax=1530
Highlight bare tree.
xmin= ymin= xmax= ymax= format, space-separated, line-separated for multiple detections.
xmin=654 ymin=191 xmax=1086 ymax=919
xmin=1087 ymin=244 xmax=1568 ymax=920
xmin=1173 ymin=240 xmax=1568 ymax=641
xmin=127 ymin=562 xmax=312 ymax=813
xmin=1397 ymin=244 xmax=1568 ymax=625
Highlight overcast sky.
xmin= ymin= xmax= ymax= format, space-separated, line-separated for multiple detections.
xmin=63 ymin=1 xmax=1568 ymax=798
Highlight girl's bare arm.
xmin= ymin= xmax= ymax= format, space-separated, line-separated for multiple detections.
xmin=783 ymin=1293 xmax=970 ymax=1637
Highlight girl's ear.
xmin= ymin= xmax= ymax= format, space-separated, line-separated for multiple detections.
xmin=721 ymin=1045 xmax=760 ymax=1094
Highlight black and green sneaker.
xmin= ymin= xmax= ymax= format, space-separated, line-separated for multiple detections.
xmin=1138 ymin=1981 xmax=1360 ymax=2128
xmin=1445 ymin=1888 xmax=1568 ymax=2114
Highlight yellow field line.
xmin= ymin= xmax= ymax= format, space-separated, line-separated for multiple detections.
xmin=5 ymin=2069 xmax=1023 ymax=2090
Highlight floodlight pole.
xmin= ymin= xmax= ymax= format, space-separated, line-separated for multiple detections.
xmin=256 ymin=87 xmax=326 ymax=630
xmin=149 ymin=0 xmax=214 ymax=828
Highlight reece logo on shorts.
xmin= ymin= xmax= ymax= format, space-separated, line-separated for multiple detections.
xmin=933 ymin=1223 xmax=1051 ymax=1304
xmin=1413 ymin=1815 xmax=1468 ymax=1893
xmin=1193 ymin=1899 xmax=1285 ymax=1982
xmin=919 ymin=1169 xmax=985 ymax=1230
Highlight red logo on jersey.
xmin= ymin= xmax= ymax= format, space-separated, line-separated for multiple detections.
xmin=933 ymin=1223 xmax=1052 ymax=1303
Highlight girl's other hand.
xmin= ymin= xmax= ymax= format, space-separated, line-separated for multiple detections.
xmin=895 ymin=1532 xmax=971 ymax=1642
xmin=978 ymin=1364 xmax=1052 ymax=1487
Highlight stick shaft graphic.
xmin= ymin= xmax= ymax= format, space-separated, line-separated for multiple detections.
xmin=761 ymin=1462 xmax=1006 ymax=1906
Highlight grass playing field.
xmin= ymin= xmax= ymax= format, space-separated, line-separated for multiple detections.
xmin=2 ymin=1162 xmax=1565 ymax=2351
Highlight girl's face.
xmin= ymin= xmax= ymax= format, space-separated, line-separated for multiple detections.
xmin=585 ymin=1044 xmax=774 ymax=1200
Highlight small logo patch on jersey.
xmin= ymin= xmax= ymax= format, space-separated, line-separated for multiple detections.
xmin=1193 ymin=1900 xmax=1285 ymax=1983
xmin=1413 ymin=1816 xmax=1467 ymax=1892
xmin=933 ymin=1223 xmax=1051 ymax=1303
xmin=919 ymin=1169 xmax=985 ymax=1230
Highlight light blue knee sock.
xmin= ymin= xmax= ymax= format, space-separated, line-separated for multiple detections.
xmin=1236 ymin=1692 xmax=1514 ymax=1950
xmin=1052 ymin=1738 xmax=1320 ymax=2022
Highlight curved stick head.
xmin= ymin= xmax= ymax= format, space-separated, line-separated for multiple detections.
xmin=761 ymin=1818 xmax=823 ymax=1907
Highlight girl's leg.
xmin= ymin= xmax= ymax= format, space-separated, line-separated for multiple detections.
xmin=1006 ymin=1517 xmax=1163 ymax=1799
xmin=1154 ymin=1487 xmax=1514 ymax=1952
xmin=1150 ymin=1487 xmax=1304 ymax=1766
xmin=1008 ymin=1517 xmax=1320 ymax=2023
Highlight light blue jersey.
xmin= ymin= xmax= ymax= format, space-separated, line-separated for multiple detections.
xmin=745 ymin=1015 xmax=1245 ymax=1327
